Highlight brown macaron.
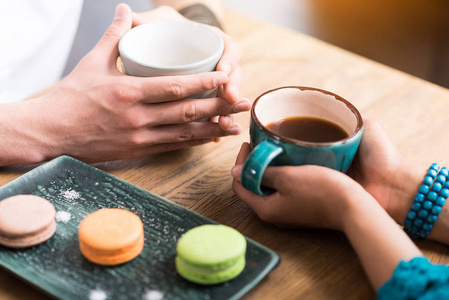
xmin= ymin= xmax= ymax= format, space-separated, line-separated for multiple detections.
xmin=0 ymin=195 xmax=56 ymax=248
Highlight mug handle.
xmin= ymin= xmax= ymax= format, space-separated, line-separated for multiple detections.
xmin=241 ymin=140 xmax=284 ymax=195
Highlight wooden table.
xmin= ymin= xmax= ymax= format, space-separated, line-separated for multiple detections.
xmin=2 ymin=10 xmax=449 ymax=300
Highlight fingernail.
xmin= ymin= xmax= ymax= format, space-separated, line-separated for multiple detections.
xmin=234 ymin=100 xmax=251 ymax=113
xmin=227 ymin=86 xmax=239 ymax=102
xmin=221 ymin=116 xmax=232 ymax=131
xmin=115 ymin=4 xmax=128 ymax=19
xmin=231 ymin=165 xmax=243 ymax=179
xmin=214 ymin=72 xmax=228 ymax=85
xmin=220 ymin=63 xmax=232 ymax=75
xmin=227 ymin=124 xmax=241 ymax=135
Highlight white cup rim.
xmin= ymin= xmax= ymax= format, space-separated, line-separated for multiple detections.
xmin=118 ymin=20 xmax=224 ymax=71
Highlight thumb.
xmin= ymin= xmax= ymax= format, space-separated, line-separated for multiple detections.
xmin=94 ymin=3 xmax=132 ymax=61
xmin=260 ymin=166 xmax=284 ymax=190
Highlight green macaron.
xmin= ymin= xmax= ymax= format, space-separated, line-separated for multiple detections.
xmin=175 ymin=224 xmax=247 ymax=285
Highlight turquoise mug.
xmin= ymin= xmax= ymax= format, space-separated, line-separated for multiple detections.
xmin=241 ymin=86 xmax=364 ymax=195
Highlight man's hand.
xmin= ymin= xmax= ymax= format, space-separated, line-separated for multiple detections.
xmin=0 ymin=4 xmax=250 ymax=166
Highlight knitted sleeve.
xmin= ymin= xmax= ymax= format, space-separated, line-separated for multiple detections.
xmin=377 ymin=257 xmax=449 ymax=299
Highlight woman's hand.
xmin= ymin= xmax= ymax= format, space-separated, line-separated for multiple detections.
xmin=231 ymin=142 xmax=423 ymax=291
xmin=347 ymin=120 xmax=426 ymax=223
xmin=230 ymin=120 xmax=426 ymax=227
xmin=231 ymin=143 xmax=365 ymax=231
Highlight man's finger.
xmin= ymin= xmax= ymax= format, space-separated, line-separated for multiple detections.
xmin=94 ymin=4 xmax=133 ymax=65
xmin=137 ymin=122 xmax=241 ymax=145
xmin=132 ymin=71 xmax=228 ymax=103
xmin=216 ymin=31 xmax=242 ymax=76
xmin=143 ymin=96 xmax=249 ymax=126
xmin=145 ymin=138 xmax=215 ymax=154
xmin=222 ymin=66 xmax=243 ymax=104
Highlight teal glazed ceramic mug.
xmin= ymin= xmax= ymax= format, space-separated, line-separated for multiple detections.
xmin=241 ymin=86 xmax=364 ymax=195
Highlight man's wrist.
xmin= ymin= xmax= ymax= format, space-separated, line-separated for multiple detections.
xmin=0 ymin=100 xmax=52 ymax=166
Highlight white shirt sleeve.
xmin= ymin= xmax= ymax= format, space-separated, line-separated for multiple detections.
xmin=0 ymin=0 xmax=83 ymax=103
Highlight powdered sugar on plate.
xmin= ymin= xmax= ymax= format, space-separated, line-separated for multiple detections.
xmin=55 ymin=211 xmax=71 ymax=223
xmin=143 ymin=290 xmax=164 ymax=300
xmin=89 ymin=288 xmax=107 ymax=300
xmin=60 ymin=188 xmax=80 ymax=201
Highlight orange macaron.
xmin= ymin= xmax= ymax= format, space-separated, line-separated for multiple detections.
xmin=78 ymin=208 xmax=144 ymax=266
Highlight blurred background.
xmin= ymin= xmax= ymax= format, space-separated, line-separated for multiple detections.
xmin=65 ymin=0 xmax=449 ymax=88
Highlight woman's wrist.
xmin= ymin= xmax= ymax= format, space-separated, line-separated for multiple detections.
xmin=340 ymin=185 xmax=423 ymax=289
xmin=337 ymin=181 xmax=377 ymax=231
xmin=340 ymin=184 xmax=377 ymax=232
xmin=384 ymin=161 xmax=449 ymax=244
xmin=384 ymin=159 xmax=427 ymax=225
xmin=401 ymin=163 xmax=449 ymax=244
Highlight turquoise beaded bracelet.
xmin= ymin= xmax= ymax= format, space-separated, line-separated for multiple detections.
xmin=404 ymin=164 xmax=448 ymax=238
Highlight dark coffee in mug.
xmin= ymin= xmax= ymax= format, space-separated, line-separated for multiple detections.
xmin=266 ymin=116 xmax=349 ymax=143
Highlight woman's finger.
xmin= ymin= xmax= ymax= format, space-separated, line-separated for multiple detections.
xmin=235 ymin=142 xmax=251 ymax=164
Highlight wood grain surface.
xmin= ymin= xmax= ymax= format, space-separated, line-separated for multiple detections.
xmin=1 ymin=10 xmax=449 ymax=300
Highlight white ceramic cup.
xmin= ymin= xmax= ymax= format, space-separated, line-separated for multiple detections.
xmin=119 ymin=20 xmax=224 ymax=98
